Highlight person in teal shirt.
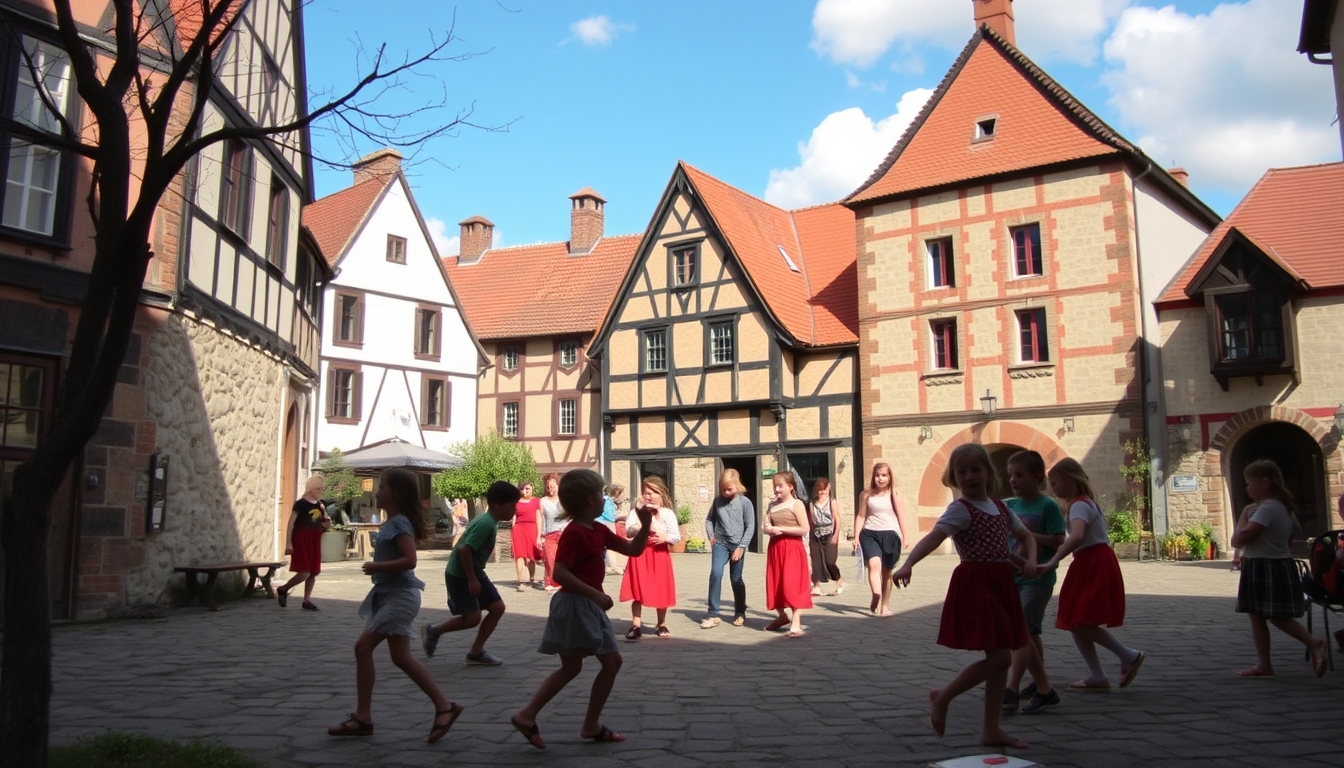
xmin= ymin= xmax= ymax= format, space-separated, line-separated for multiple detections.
xmin=1003 ymin=450 xmax=1066 ymax=714
xmin=422 ymin=481 xmax=521 ymax=665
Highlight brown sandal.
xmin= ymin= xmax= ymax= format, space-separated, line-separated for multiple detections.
xmin=328 ymin=713 xmax=373 ymax=736
xmin=427 ymin=703 xmax=463 ymax=743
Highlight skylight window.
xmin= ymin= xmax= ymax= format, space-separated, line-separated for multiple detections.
xmin=974 ymin=116 xmax=997 ymax=141
xmin=777 ymin=245 xmax=800 ymax=272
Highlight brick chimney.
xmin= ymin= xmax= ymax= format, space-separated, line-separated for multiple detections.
xmin=973 ymin=0 xmax=1015 ymax=46
xmin=568 ymin=188 xmax=606 ymax=255
xmin=1167 ymin=167 xmax=1189 ymax=187
xmin=458 ymin=215 xmax=494 ymax=263
xmin=352 ymin=147 xmax=402 ymax=186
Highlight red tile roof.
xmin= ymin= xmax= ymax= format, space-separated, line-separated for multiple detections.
xmin=301 ymin=176 xmax=392 ymax=267
xmin=444 ymin=235 xmax=642 ymax=340
xmin=680 ymin=162 xmax=858 ymax=346
xmin=1157 ymin=162 xmax=1344 ymax=304
xmin=848 ymin=26 xmax=1215 ymax=228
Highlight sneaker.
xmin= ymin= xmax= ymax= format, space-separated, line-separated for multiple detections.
xmin=700 ymin=616 xmax=721 ymax=629
xmin=465 ymin=650 xmax=503 ymax=666
xmin=810 ymin=586 xmax=822 ymax=596
xmin=1019 ymin=682 xmax=1037 ymax=698
xmin=1001 ymin=688 xmax=1020 ymax=714
xmin=1019 ymin=688 xmax=1061 ymax=714
xmin=421 ymin=623 xmax=439 ymax=659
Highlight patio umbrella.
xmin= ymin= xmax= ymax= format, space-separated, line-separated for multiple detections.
xmin=338 ymin=437 xmax=464 ymax=472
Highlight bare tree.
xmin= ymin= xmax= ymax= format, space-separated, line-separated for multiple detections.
xmin=0 ymin=2 xmax=497 ymax=764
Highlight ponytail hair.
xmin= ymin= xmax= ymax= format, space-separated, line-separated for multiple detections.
xmin=1244 ymin=459 xmax=1301 ymax=536
xmin=1047 ymin=457 xmax=1095 ymax=502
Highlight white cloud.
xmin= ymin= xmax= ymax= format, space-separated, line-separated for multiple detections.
xmin=764 ymin=88 xmax=934 ymax=208
xmin=569 ymin=15 xmax=634 ymax=47
xmin=1101 ymin=0 xmax=1338 ymax=191
xmin=426 ymin=216 xmax=502 ymax=257
xmin=1015 ymin=0 xmax=1130 ymax=65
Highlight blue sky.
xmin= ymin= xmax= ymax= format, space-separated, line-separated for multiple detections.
xmin=302 ymin=0 xmax=1338 ymax=253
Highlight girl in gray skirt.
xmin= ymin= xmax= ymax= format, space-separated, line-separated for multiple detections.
xmin=510 ymin=469 xmax=655 ymax=749
xmin=328 ymin=469 xmax=463 ymax=743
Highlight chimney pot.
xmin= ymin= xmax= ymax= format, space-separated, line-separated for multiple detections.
xmin=1167 ymin=167 xmax=1189 ymax=187
xmin=973 ymin=0 xmax=1015 ymax=46
xmin=568 ymin=187 xmax=606 ymax=255
xmin=458 ymin=215 xmax=494 ymax=263
xmin=352 ymin=147 xmax=403 ymax=186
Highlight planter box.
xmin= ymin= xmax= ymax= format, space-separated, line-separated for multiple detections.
xmin=1112 ymin=542 xmax=1139 ymax=560
xmin=321 ymin=530 xmax=349 ymax=563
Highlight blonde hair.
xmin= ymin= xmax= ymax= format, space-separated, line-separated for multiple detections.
xmin=304 ymin=475 xmax=325 ymax=494
xmin=867 ymin=462 xmax=894 ymax=494
xmin=1047 ymin=457 xmax=1095 ymax=501
xmin=558 ymin=469 xmax=604 ymax=520
xmin=641 ymin=475 xmax=675 ymax=509
xmin=1244 ymin=459 xmax=1299 ymax=516
xmin=718 ymin=468 xmax=746 ymax=496
xmin=941 ymin=443 xmax=1000 ymax=495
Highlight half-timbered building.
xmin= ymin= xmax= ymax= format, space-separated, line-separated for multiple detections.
xmin=0 ymin=0 xmax=326 ymax=618
xmin=845 ymin=3 xmax=1219 ymax=546
xmin=1156 ymin=162 xmax=1344 ymax=552
xmin=444 ymin=190 xmax=639 ymax=474
xmin=589 ymin=162 xmax=859 ymax=548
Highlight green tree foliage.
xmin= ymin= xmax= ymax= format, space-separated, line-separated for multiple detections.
xmin=316 ymin=449 xmax=363 ymax=505
xmin=432 ymin=431 xmax=540 ymax=501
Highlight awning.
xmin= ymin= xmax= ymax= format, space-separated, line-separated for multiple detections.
xmin=337 ymin=438 xmax=464 ymax=472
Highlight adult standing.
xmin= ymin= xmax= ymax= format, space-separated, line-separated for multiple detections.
xmin=279 ymin=475 xmax=331 ymax=610
xmin=604 ymin=484 xmax=629 ymax=575
xmin=511 ymin=481 xmax=542 ymax=591
xmin=809 ymin=477 xmax=844 ymax=596
xmin=853 ymin=462 xmax=909 ymax=616
xmin=700 ymin=468 xmax=755 ymax=629
xmin=538 ymin=473 xmax=567 ymax=592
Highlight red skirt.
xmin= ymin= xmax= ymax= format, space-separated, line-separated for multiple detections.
xmin=289 ymin=527 xmax=323 ymax=574
xmin=619 ymin=543 xmax=676 ymax=607
xmin=937 ymin=561 xmax=1026 ymax=651
xmin=765 ymin=536 xmax=813 ymax=610
xmin=1056 ymin=543 xmax=1126 ymax=629
xmin=511 ymin=520 xmax=541 ymax=561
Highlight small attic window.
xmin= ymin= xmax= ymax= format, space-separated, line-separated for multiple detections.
xmin=973 ymin=116 xmax=997 ymax=142
xmin=777 ymin=245 xmax=800 ymax=272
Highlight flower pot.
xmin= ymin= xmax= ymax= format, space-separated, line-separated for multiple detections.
xmin=671 ymin=524 xmax=688 ymax=553
xmin=321 ymin=530 xmax=349 ymax=562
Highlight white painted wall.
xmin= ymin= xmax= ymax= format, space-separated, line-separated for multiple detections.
xmin=314 ymin=176 xmax=479 ymax=461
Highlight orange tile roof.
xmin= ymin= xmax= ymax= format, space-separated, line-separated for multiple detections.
xmin=301 ymin=176 xmax=392 ymax=267
xmin=444 ymin=235 xmax=642 ymax=340
xmin=1157 ymin=162 xmax=1344 ymax=304
xmin=848 ymin=26 xmax=1212 ymax=224
xmin=680 ymin=162 xmax=858 ymax=346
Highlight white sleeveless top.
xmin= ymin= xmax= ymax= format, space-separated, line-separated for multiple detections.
xmin=864 ymin=492 xmax=901 ymax=533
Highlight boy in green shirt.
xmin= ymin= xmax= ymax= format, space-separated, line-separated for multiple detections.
xmin=1003 ymin=450 xmax=1066 ymax=714
xmin=422 ymin=481 xmax=521 ymax=665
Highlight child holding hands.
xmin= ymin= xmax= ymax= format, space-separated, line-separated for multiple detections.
xmin=510 ymin=469 xmax=656 ymax=750
xmin=328 ymin=469 xmax=462 ymax=744
xmin=892 ymin=443 xmax=1036 ymax=750
xmin=1003 ymin=450 xmax=1065 ymax=714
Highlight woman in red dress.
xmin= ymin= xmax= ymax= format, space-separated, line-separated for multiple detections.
xmin=619 ymin=476 xmax=679 ymax=639
xmin=764 ymin=472 xmax=812 ymax=637
xmin=511 ymin=481 xmax=542 ymax=591
xmin=278 ymin=475 xmax=331 ymax=610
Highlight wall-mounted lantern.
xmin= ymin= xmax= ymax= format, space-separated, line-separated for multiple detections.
xmin=979 ymin=389 xmax=997 ymax=417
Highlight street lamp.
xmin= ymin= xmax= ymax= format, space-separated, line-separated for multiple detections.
xmin=980 ymin=389 xmax=997 ymax=417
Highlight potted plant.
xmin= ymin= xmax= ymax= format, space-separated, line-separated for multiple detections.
xmin=685 ymin=537 xmax=707 ymax=554
xmin=1160 ymin=529 xmax=1190 ymax=561
xmin=672 ymin=503 xmax=692 ymax=553
xmin=317 ymin=449 xmax=364 ymax=562
xmin=1107 ymin=510 xmax=1140 ymax=559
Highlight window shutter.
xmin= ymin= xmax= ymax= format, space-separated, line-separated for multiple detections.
xmin=353 ymin=371 xmax=363 ymax=419
xmin=326 ymin=372 xmax=336 ymax=417
xmin=444 ymin=381 xmax=452 ymax=429
xmin=355 ymin=296 xmax=364 ymax=344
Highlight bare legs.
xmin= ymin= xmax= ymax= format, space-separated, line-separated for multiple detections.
xmin=341 ymin=630 xmax=453 ymax=725
xmin=1070 ymin=625 xmax=1141 ymax=683
xmin=1008 ymin=634 xmax=1054 ymax=694
xmin=928 ymin=648 xmax=1025 ymax=748
xmin=1243 ymin=613 xmax=1325 ymax=675
xmin=512 ymin=652 xmax=624 ymax=747
xmin=514 ymin=557 xmax=536 ymax=585
xmin=866 ymin=558 xmax=893 ymax=615
xmin=630 ymin=602 xmax=667 ymax=632
xmin=430 ymin=601 xmax=505 ymax=656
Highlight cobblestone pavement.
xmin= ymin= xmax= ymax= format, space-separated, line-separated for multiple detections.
xmin=51 ymin=551 xmax=1344 ymax=767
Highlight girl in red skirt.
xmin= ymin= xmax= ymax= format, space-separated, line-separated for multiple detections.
xmin=619 ymin=475 xmax=679 ymax=639
xmin=1041 ymin=458 xmax=1146 ymax=691
xmin=764 ymin=472 xmax=812 ymax=636
xmin=512 ymin=481 xmax=542 ymax=591
xmin=278 ymin=475 xmax=331 ymax=609
xmin=893 ymin=443 xmax=1036 ymax=750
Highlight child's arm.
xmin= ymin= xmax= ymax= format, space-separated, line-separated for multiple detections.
xmin=458 ymin=547 xmax=480 ymax=595
xmin=1041 ymin=517 xmax=1086 ymax=571
xmin=892 ymin=529 xmax=947 ymax=587
xmin=552 ymin=561 xmax=612 ymax=611
xmin=611 ymin=505 xmax=656 ymax=557
xmin=1230 ymin=520 xmax=1265 ymax=549
xmin=362 ymin=533 xmax=417 ymax=575
xmin=893 ymin=491 xmax=911 ymax=550
xmin=1012 ymin=518 xmax=1038 ymax=580
xmin=284 ymin=509 xmax=298 ymax=555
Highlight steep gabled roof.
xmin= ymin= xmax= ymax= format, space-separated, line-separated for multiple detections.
xmin=1157 ymin=162 xmax=1344 ymax=304
xmin=444 ymin=235 xmax=643 ymax=340
xmin=676 ymin=162 xmax=857 ymax=347
xmin=301 ymin=176 xmax=392 ymax=268
xmin=846 ymin=26 xmax=1217 ymax=228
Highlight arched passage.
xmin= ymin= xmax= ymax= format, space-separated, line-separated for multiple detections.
xmin=918 ymin=422 xmax=1066 ymax=507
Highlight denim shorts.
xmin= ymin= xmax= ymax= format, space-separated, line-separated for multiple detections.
xmin=446 ymin=572 xmax=503 ymax=616
xmin=859 ymin=529 xmax=902 ymax=570
xmin=1018 ymin=580 xmax=1053 ymax=635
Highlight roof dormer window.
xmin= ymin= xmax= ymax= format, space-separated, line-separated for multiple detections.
xmin=777 ymin=245 xmax=800 ymax=272
xmin=973 ymin=116 xmax=997 ymax=142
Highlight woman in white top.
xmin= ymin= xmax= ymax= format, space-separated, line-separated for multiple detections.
xmin=853 ymin=462 xmax=909 ymax=616
xmin=538 ymin=473 xmax=567 ymax=592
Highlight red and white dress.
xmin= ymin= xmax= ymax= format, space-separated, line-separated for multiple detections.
xmin=937 ymin=498 xmax=1027 ymax=651
xmin=619 ymin=507 xmax=678 ymax=608
xmin=765 ymin=500 xmax=814 ymax=611
xmin=1055 ymin=497 xmax=1126 ymax=629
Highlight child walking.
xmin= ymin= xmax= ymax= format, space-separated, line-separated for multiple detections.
xmin=510 ymin=469 xmax=656 ymax=750
xmin=328 ymin=468 xmax=462 ymax=743
xmin=1002 ymin=450 xmax=1064 ymax=715
xmin=854 ymin=462 xmax=909 ymax=616
xmin=892 ymin=443 xmax=1036 ymax=749
xmin=1230 ymin=459 xmax=1327 ymax=678
xmin=1040 ymin=458 xmax=1146 ymax=691
xmin=278 ymin=475 xmax=331 ymax=610
xmin=763 ymin=471 xmax=812 ymax=636
xmin=700 ymin=469 xmax=755 ymax=629
xmin=619 ymin=475 xmax=680 ymax=639
xmin=422 ymin=480 xmax=521 ymax=666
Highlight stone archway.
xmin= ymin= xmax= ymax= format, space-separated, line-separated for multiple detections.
xmin=917 ymin=421 xmax=1067 ymax=507
xmin=1204 ymin=406 xmax=1343 ymax=540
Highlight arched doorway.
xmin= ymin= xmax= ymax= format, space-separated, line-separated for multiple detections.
xmin=1227 ymin=422 xmax=1328 ymax=535
xmin=987 ymin=443 xmax=1028 ymax=500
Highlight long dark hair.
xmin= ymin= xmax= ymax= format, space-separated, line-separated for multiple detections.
xmin=379 ymin=468 xmax=426 ymax=539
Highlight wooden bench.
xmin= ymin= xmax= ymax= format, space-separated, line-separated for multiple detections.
xmin=174 ymin=561 xmax=283 ymax=611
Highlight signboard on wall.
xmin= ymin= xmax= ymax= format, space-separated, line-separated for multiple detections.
xmin=1170 ymin=475 xmax=1198 ymax=494
xmin=761 ymin=468 xmax=777 ymax=478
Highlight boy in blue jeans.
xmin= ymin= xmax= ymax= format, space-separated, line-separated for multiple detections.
xmin=1003 ymin=450 xmax=1066 ymax=714
xmin=422 ymin=480 xmax=521 ymax=665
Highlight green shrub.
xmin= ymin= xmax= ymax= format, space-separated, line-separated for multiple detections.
xmin=51 ymin=733 xmax=263 ymax=768
xmin=675 ymin=503 xmax=692 ymax=526
xmin=1106 ymin=510 xmax=1140 ymax=544
xmin=685 ymin=537 xmax=707 ymax=553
